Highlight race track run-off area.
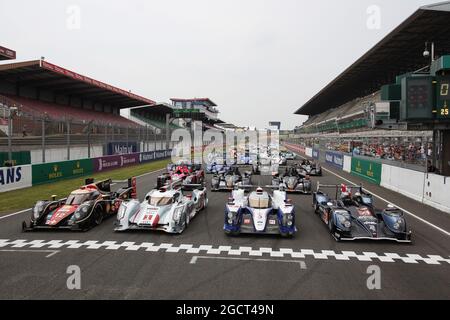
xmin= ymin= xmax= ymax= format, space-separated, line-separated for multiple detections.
xmin=0 ymin=161 xmax=449 ymax=300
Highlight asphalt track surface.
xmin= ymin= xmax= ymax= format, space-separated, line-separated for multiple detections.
xmin=0 ymin=159 xmax=449 ymax=300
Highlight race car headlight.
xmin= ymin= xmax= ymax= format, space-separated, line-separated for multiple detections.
xmin=227 ymin=219 xmax=233 ymax=224
xmin=227 ymin=212 xmax=234 ymax=219
xmin=287 ymin=221 xmax=293 ymax=226
xmin=74 ymin=205 xmax=90 ymax=220
xmin=393 ymin=219 xmax=403 ymax=230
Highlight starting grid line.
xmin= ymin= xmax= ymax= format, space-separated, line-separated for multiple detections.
xmin=0 ymin=239 xmax=449 ymax=266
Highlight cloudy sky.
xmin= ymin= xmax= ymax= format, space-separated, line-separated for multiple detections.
xmin=0 ymin=0 xmax=441 ymax=129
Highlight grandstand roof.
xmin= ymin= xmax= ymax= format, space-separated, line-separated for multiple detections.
xmin=130 ymin=103 xmax=173 ymax=115
xmin=0 ymin=46 xmax=16 ymax=60
xmin=295 ymin=2 xmax=450 ymax=116
xmin=0 ymin=60 xmax=155 ymax=108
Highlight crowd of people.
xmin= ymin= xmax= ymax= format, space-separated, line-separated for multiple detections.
xmin=322 ymin=138 xmax=433 ymax=165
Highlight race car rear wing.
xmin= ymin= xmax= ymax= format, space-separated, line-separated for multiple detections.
xmin=316 ymin=182 xmax=364 ymax=200
xmin=84 ymin=178 xmax=112 ymax=193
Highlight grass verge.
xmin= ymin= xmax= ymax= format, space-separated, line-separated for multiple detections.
xmin=0 ymin=159 xmax=169 ymax=214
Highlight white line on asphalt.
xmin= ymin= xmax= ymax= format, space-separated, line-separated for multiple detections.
xmin=0 ymin=249 xmax=60 ymax=258
xmin=190 ymin=255 xmax=307 ymax=269
xmin=0 ymin=208 xmax=31 ymax=221
xmin=0 ymin=239 xmax=449 ymax=265
xmin=0 ymin=168 xmax=167 ymax=221
xmin=291 ymin=150 xmax=450 ymax=237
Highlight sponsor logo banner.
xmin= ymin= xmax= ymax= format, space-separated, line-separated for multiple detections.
xmin=139 ymin=152 xmax=155 ymax=163
xmin=0 ymin=165 xmax=32 ymax=193
xmin=94 ymin=154 xmax=140 ymax=172
xmin=107 ymin=142 xmax=138 ymax=155
xmin=312 ymin=149 xmax=320 ymax=160
xmin=351 ymin=157 xmax=382 ymax=185
xmin=325 ymin=151 xmax=344 ymax=169
xmin=32 ymin=160 xmax=93 ymax=185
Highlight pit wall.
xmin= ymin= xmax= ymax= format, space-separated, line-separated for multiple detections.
xmin=283 ymin=142 xmax=450 ymax=214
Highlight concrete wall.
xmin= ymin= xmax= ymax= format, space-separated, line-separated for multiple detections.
xmin=343 ymin=155 xmax=352 ymax=173
xmin=423 ymin=174 xmax=450 ymax=213
xmin=381 ymin=164 xmax=425 ymax=203
xmin=30 ymin=145 xmax=103 ymax=164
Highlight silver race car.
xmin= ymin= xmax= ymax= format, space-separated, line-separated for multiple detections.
xmin=115 ymin=182 xmax=208 ymax=234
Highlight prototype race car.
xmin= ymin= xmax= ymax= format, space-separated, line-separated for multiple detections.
xmin=313 ymin=183 xmax=412 ymax=242
xmin=298 ymin=160 xmax=322 ymax=176
xmin=272 ymin=166 xmax=311 ymax=194
xmin=115 ymin=181 xmax=208 ymax=234
xmin=206 ymin=160 xmax=231 ymax=175
xmin=157 ymin=163 xmax=204 ymax=189
xmin=211 ymin=166 xmax=252 ymax=191
xmin=252 ymin=155 xmax=272 ymax=175
xmin=224 ymin=187 xmax=297 ymax=237
xmin=23 ymin=178 xmax=136 ymax=231
xmin=283 ymin=151 xmax=295 ymax=160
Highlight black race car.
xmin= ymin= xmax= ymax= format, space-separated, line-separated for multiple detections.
xmin=298 ymin=160 xmax=322 ymax=176
xmin=211 ymin=166 xmax=252 ymax=191
xmin=312 ymin=183 xmax=412 ymax=242
xmin=22 ymin=178 xmax=136 ymax=231
xmin=271 ymin=166 xmax=311 ymax=194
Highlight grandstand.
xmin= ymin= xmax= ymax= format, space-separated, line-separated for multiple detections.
xmin=122 ymin=103 xmax=182 ymax=134
xmin=0 ymin=59 xmax=154 ymax=137
xmin=294 ymin=2 xmax=450 ymax=134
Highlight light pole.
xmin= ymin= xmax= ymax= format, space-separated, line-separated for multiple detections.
xmin=7 ymin=106 xmax=18 ymax=165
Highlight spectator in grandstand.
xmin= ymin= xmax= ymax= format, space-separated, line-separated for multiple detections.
xmin=22 ymin=124 xmax=27 ymax=137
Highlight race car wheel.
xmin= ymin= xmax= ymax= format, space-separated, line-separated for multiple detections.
xmin=93 ymin=208 xmax=103 ymax=225
xmin=328 ymin=213 xmax=336 ymax=233
xmin=203 ymin=195 xmax=208 ymax=209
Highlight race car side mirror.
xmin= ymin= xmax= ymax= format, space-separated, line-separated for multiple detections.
xmin=51 ymin=195 xmax=57 ymax=201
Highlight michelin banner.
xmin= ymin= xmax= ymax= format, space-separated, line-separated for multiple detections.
xmin=0 ymin=165 xmax=32 ymax=193
xmin=325 ymin=151 xmax=344 ymax=169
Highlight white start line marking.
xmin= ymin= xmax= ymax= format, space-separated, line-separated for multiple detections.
xmin=190 ymin=255 xmax=307 ymax=269
xmin=0 ymin=239 xmax=449 ymax=266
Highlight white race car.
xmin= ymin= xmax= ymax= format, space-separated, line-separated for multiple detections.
xmin=224 ymin=187 xmax=297 ymax=237
xmin=115 ymin=183 xmax=208 ymax=234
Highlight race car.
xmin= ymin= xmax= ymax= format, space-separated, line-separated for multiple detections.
xmin=272 ymin=166 xmax=311 ymax=194
xmin=22 ymin=178 xmax=136 ymax=231
xmin=252 ymin=155 xmax=272 ymax=175
xmin=312 ymin=183 xmax=412 ymax=242
xmin=206 ymin=160 xmax=231 ymax=174
xmin=211 ymin=166 xmax=252 ymax=192
xmin=115 ymin=181 xmax=208 ymax=234
xmin=157 ymin=163 xmax=204 ymax=189
xmin=298 ymin=160 xmax=322 ymax=176
xmin=224 ymin=187 xmax=297 ymax=237
xmin=283 ymin=151 xmax=295 ymax=160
